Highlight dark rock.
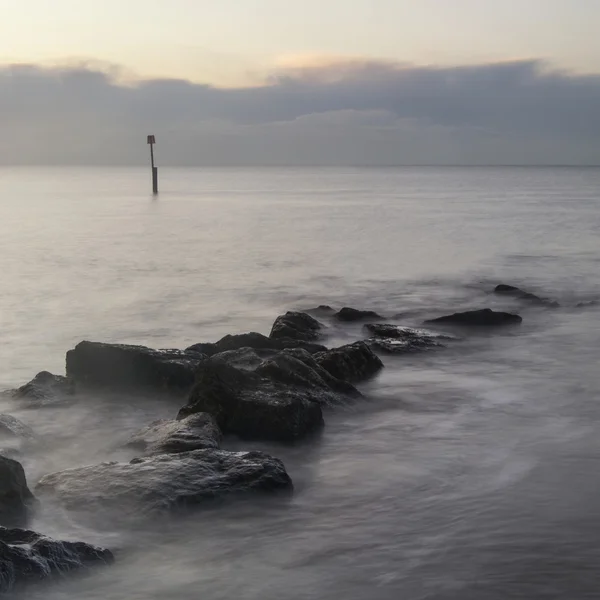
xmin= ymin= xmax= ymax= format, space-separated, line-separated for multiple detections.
xmin=0 ymin=416 xmax=34 ymax=439
xmin=314 ymin=342 xmax=384 ymax=383
xmin=334 ymin=307 xmax=383 ymax=322
xmin=494 ymin=284 xmax=558 ymax=307
xmin=66 ymin=341 xmax=206 ymax=392
xmin=36 ymin=449 xmax=292 ymax=521
xmin=0 ymin=527 xmax=113 ymax=593
xmin=426 ymin=308 xmax=522 ymax=327
xmin=14 ymin=371 xmax=74 ymax=405
xmin=269 ymin=312 xmax=323 ymax=342
xmin=126 ymin=413 xmax=221 ymax=456
xmin=0 ymin=456 xmax=36 ymax=525
xmin=186 ymin=331 xmax=326 ymax=357
xmin=365 ymin=324 xmax=456 ymax=354
xmin=178 ymin=347 xmax=362 ymax=442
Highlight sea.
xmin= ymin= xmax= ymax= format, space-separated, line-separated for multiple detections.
xmin=0 ymin=166 xmax=599 ymax=599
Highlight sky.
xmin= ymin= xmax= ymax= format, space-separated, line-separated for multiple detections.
xmin=1 ymin=0 xmax=600 ymax=165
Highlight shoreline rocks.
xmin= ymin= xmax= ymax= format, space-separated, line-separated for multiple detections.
xmin=334 ymin=307 xmax=383 ymax=322
xmin=13 ymin=371 xmax=75 ymax=406
xmin=269 ymin=312 xmax=323 ymax=342
xmin=426 ymin=308 xmax=522 ymax=327
xmin=365 ymin=324 xmax=455 ymax=354
xmin=494 ymin=284 xmax=558 ymax=307
xmin=314 ymin=342 xmax=383 ymax=383
xmin=0 ymin=456 xmax=36 ymax=526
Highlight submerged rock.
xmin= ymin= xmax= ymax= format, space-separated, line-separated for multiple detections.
xmin=426 ymin=308 xmax=522 ymax=327
xmin=178 ymin=345 xmax=366 ymax=442
xmin=126 ymin=413 xmax=221 ymax=456
xmin=186 ymin=331 xmax=326 ymax=357
xmin=269 ymin=312 xmax=323 ymax=342
xmin=314 ymin=342 xmax=383 ymax=383
xmin=0 ymin=456 xmax=36 ymax=525
xmin=365 ymin=324 xmax=455 ymax=354
xmin=13 ymin=371 xmax=74 ymax=405
xmin=0 ymin=527 xmax=113 ymax=593
xmin=36 ymin=449 xmax=292 ymax=520
xmin=334 ymin=307 xmax=383 ymax=322
xmin=66 ymin=341 xmax=206 ymax=392
xmin=0 ymin=415 xmax=34 ymax=439
xmin=494 ymin=284 xmax=558 ymax=307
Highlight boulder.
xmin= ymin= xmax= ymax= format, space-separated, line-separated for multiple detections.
xmin=0 ymin=456 xmax=36 ymax=525
xmin=269 ymin=312 xmax=323 ymax=342
xmin=314 ymin=342 xmax=383 ymax=383
xmin=0 ymin=416 xmax=34 ymax=440
xmin=334 ymin=307 xmax=383 ymax=322
xmin=365 ymin=324 xmax=456 ymax=354
xmin=66 ymin=341 xmax=206 ymax=392
xmin=36 ymin=449 xmax=292 ymax=521
xmin=126 ymin=413 xmax=221 ymax=456
xmin=13 ymin=371 xmax=74 ymax=405
xmin=0 ymin=527 xmax=113 ymax=593
xmin=426 ymin=308 xmax=522 ymax=327
xmin=186 ymin=331 xmax=326 ymax=357
xmin=494 ymin=284 xmax=558 ymax=307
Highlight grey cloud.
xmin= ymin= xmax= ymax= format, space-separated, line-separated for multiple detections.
xmin=1 ymin=59 xmax=599 ymax=165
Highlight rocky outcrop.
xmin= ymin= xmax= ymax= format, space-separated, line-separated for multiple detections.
xmin=0 ymin=456 xmax=36 ymax=525
xmin=494 ymin=284 xmax=558 ymax=307
xmin=0 ymin=416 xmax=34 ymax=439
xmin=126 ymin=413 xmax=221 ymax=456
xmin=13 ymin=371 xmax=74 ymax=405
xmin=0 ymin=527 xmax=113 ymax=593
xmin=365 ymin=324 xmax=455 ymax=353
xmin=269 ymin=312 xmax=323 ymax=342
xmin=334 ymin=307 xmax=383 ymax=322
xmin=36 ymin=449 xmax=292 ymax=521
xmin=314 ymin=342 xmax=383 ymax=383
xmin=426 ymin=308 xmax=522 ymax=327
xmin=66 ymin=341 xmax=206 ymax=392
xmin=186 ymin=331 xmax=326 ymax=357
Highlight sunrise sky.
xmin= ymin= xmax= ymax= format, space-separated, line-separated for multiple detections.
xmin=1 ymin=0 xmax=599 ymax=165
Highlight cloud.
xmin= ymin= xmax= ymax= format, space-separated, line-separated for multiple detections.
xmin=1 ymin=58 xmax=599 ymax=165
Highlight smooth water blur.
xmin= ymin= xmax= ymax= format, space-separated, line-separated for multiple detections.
xmin=0 ymin=166 xmax=599 ymax=599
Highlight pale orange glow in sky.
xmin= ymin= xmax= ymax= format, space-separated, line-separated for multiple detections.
xmin=1 ymin=0 xmax=599 ymax=84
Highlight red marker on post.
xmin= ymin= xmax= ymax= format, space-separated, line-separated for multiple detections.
xmin=147 ymin=135 xmax=158 ymax=194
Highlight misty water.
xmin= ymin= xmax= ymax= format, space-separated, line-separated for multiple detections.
xmin=1 ymin=166 xmax=599 ymax=599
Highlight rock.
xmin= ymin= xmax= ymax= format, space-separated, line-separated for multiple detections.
xmin=0 ymin=416 xmax=34 ymax=439
xmin=576 ymin=300 xmax=598 ymax=308
xmin=494 ymin=284 xmax=558 ymax=307
xmin=36 ymin=449 xmax=292 ymax=521
xmin=269 ymin=312 xmax=323 ymax=342
xmin=365 ymin=324 xmax=455 ymax=353
xmin=126 ymin=413 xmax=221 ymax=456
xmin=0 ymin=456 xmax=36 ymax=525
xmin=178 ymin=347 xmax=361 ymax=442
xmin=426 ymin=308 xmax=522 ymax=327
xmin=314 ymin=342 xmax=383 ymax=383
xmin=66 ymin=341 xmax=206 ymax=392
xmin=13 ymin=371 xmax=74 ymax=405
xmin=0 ymin=527 xmax=113 ymax=593
xmin=186 ymin=331 xmax=326 ymax=357
xmin=334 ymin=307 xmax=383 ymax=322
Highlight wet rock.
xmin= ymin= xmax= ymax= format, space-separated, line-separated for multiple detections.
xmin=0 ymin=416 xmax=34 ymax=440
xmin=36 ymin=449 xmax=292 ymax=521
xmin=314 ymin=342 xmax=383 ymax=383
xmin=0 ymin=527 xmax=113 ymax=593
xmin=13 ymin=371 xmax=74 ymax=405
xmin=365 ymin=324 xmax=455 ymax=354
xmin=426 ymin=308 xmax=522 ymax=327
xmin=494 ymin=284 xmax=558 ymax=307
xmin=66 ymin=341 xmax=206 ymax=392
xmin=186 ymin=331 xmax=326 ymax=357
xmin=334 ymin=307 xmax=383 ymax=322
xmin=178 ymin=347 xmax=361 ymax=442
xmin=269 ymin=312 xmax=323 ymax=342
xmin=126 ymin=413 xmax=221 ymax=456
xmin=0 ymin=456 xmax=36 ymax=525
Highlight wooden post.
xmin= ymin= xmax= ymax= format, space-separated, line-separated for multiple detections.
xmin=147 ymin=135 xmax=158 ymax=194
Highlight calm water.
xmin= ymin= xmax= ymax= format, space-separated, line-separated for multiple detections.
xmin=0 ymin=166 xmax=599 ymax=599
